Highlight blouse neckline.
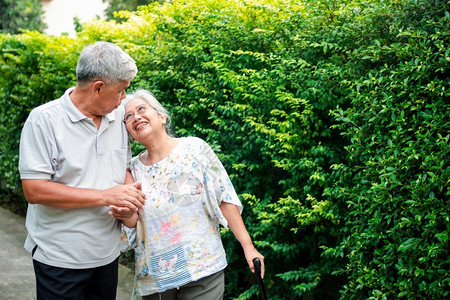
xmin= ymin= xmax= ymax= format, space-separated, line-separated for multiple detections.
xmin=136 ymin=137 xmax=184 ymax=168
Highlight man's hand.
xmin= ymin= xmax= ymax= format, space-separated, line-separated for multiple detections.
xmin=102 ymin=182 xmax=146 ymax=212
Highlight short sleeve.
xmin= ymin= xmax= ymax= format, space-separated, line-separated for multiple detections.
xmin=19 ymin=110 xmax=57 ymax=180
xmin=198 ymin=139 xmax=242 ymax=228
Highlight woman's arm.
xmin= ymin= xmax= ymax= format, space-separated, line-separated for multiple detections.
xmin=220 ymin=201 xmax=265 ymax=278
xmin=108 ymin=170 xmax=142 ymax=228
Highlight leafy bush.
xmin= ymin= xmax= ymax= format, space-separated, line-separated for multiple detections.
xmin=0 ymin=0 xmax=46 ymax=34
xmin=0 ymin=32 xmax=79 ymax=209
xmin=102 ymin=0 xmax=157 ymax=22
xmin=331 ymin=1 xmax=450 ymax=298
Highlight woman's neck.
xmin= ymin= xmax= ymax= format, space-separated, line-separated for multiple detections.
xmin=141 ymin=136 xmax=179 ymax=165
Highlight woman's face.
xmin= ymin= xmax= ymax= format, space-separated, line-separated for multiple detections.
xmin=124 ymin=98 xmax=166 ymax=142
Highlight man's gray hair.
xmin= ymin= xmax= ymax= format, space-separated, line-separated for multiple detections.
xmin=76 ymin=41 xmax=138 ymax=83
xmin=122 ymin=89 xmax=174 ymax=137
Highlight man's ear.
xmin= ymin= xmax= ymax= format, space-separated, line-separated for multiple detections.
xmin=92 ymin=80 xmax=105 ymax=94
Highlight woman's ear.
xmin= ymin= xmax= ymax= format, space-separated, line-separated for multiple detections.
xmin=160 ymin=114 xmax=167 ymax=125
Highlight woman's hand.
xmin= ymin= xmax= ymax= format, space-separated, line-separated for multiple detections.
xmin=243 ymin=245 xmax=265 ymax=278
xmin=108 ymin=205 xmax=139 ymax=228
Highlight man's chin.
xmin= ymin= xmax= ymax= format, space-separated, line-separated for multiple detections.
xmin=106 ymin=107 xmax=118 ymax=114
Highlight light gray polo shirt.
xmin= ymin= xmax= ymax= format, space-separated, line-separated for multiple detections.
xmin=19 ymin=87 xmax=131 ymax=269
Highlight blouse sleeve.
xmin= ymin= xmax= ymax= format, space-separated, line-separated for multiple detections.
xmin=119 ymin=224 xmax=137 ymax=252
xmin=119 ymin=156 xmax=141 ymax=252
xmin=198 ymin=138 xmax=243 ymax=228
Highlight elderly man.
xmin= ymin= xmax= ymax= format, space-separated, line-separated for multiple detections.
xmin=19 ymin=41 xmax=146 ymax=300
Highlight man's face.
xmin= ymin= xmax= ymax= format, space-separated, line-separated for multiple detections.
xmin=97 ymin=80 xmax=130 ymax=115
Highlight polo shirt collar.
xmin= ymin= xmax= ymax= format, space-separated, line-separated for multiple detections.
xmin=62 ymin=87 xmax=116 ymax=123
xmin=105 ymin=111 xmax=116 ymax=122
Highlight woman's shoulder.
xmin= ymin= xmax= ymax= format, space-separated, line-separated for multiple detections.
xmin=183 ymin=136 xmax=206 ymax=144
xmin=181 ymin=136 xmax=210 ymax=152
xmin=130 ymin=151 xmax=146 ymax=166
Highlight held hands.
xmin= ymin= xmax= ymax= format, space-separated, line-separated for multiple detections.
xmin=104 ymin=181 xmax=145 ymax=211
xmin=108 ymin=207 xmax=139 ymax=228
xmin=105 ymin=182 xmax=145 ymax=224
xmin=108 ymin=205 xmax=138 ymax=220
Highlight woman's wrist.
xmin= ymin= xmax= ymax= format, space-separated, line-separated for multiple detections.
xmin=121 ymin=212 xmax=139 ymax=228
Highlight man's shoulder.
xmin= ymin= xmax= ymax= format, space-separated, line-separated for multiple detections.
xmin=28 ymin=88 xmax=73 ymax=120
xmin=28 ymin=98 xmax=63 ymax=120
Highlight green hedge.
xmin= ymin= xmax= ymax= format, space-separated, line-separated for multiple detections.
xmin=331 ymin=2 xmax=450 ymax=298
xmin=0 ymin=0 xmax=448 ymax=298
xmin=0 ymin=33 xmax=80 ymax=212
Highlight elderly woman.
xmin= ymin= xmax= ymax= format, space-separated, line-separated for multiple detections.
xmin=110 ymin=89 xmax=264 ymax=300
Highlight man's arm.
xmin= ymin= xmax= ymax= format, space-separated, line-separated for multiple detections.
xmin=22 ymin=179 xmax=146 ymax=211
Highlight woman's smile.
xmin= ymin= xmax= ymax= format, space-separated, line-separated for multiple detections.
xmin=134 ymin=120 xmax=148 ymax=131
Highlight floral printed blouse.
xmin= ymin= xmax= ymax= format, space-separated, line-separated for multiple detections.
xmin=121 ymin=137 xmax=242 ymax=296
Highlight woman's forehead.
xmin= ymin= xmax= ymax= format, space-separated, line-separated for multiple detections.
xmin=126 ymin=98 xmax=147 ymax=109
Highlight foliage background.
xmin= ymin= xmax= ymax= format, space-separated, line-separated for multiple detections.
xmin=0 ymin=0 xmax=46 ymax=34
xmin=0 ymin=0 xmax=448 ymax=299
xmin=102 ymin=0 xmax=160 ymax=22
